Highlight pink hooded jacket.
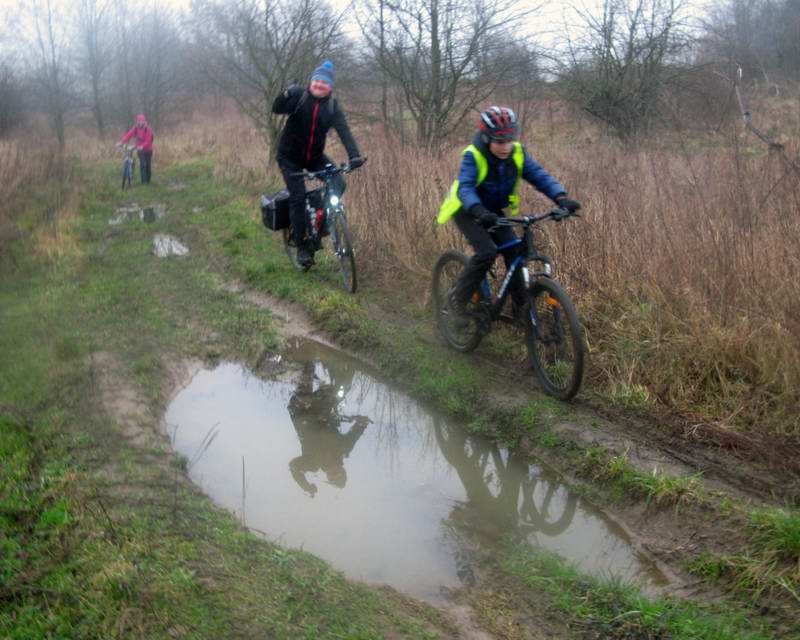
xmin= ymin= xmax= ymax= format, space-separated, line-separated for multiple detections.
xmin=119 ymin=114 xmax=154 ymax=152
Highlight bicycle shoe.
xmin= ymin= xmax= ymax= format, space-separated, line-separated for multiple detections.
xmin=297 ymin=245 xmax=313 ymax=268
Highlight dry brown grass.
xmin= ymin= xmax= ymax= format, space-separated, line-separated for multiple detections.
xmin=157 ymin=101 xmax=800 ymax=436
xmin=352 ymin=113 xmax=800 ymax=438
xmin=17 ymin=95 xmax=799 ymax=439
xmin=0 ymin=127 xmax=81 ymax=261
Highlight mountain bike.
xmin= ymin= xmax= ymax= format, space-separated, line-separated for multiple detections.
xmin=283 ymin=161 xmax=365 ymax=294
xmin=119 ymin=144 xmax=136 ymax=190
xmin=431 ymin=207 xmax=585 ymax=400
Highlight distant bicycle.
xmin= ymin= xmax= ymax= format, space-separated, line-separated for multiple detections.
xmin=432 ymin=207 xmax=585 ymax=400
xmin=283 ymin=161 xmax=365 ymax=294
xmin=118 ymin=144 xmax=137 ymax=190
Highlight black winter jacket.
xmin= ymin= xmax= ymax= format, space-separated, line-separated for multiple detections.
xmin=272 ymin=87 xmax=360 ymax=167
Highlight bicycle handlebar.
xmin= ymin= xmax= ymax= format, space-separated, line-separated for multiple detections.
xmin=289 ymin=157 xmax=368 ymax=180
xmin=491 ymin=206 xmax=580 ymax=229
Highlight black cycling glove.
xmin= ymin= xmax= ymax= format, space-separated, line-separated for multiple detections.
xmin=555 ymin=194 xmax=581 ymax=213
xmin=468 ymin=204 xmax=499 ymax=228
xmin=348 ymin=156 xmax=366 ymax=169
xmin=284 ymin=84 xmax=302 ymax=99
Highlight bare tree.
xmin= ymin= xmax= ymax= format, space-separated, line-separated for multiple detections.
xmin=127 ymin=4 xmax=185 ymax=129
xmin=26 ymin=0 xmax=73 ymax=149
xmin=0 ymin=63 xmax=24 ymax=136
xmin=483 ymin=41 xmax=541 ymax=132
xmin=358 ymin=0 xmax=533 ymax=146
xmin=699 ymin=0 xmax=800 ymax=86
xmin=553 ymin=0 xmax=694 ymax=139
xmin=75 ymin=0 xmax=112 ymax=137
xmin=112 ymin=0 xmax=135 ymax=125
xmin=189 ymin=0 xmax=348 ymax=148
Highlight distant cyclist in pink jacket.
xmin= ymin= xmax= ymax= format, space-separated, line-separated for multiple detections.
xmin=116 ymin=114 xmax=154 ymax=184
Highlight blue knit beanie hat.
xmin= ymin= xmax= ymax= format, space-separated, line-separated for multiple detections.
xmin=310 ymin=60 xmax=335 ymax=87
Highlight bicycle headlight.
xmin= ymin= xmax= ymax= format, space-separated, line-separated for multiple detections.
xmin=543 ymin=263 xmax=552 ymax=276
xmin=329 ymin=195 xmax=340 ymax=206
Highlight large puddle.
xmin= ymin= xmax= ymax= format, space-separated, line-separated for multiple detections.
xmin=165 ymin=340 xmax=667 ymax=602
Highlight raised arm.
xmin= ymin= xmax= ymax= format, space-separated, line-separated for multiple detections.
xmin=272 ymin=86 xmax=304 ymax=115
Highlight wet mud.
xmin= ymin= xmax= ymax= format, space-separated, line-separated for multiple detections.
xmin=164 ymin=339 xmax=668 ymax=603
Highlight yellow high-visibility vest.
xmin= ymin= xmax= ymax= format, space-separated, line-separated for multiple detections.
xmin=437 ymin=142 xmax=524 ymax=224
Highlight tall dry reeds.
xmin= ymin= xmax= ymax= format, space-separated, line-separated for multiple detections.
xmin=151 ymin=107 xmax=800 ymax=435
xmin=62 ymin=104 xmax=800 ymax=437
xmin=344 ymin=119 xmax=800 ymax=436
xmin=0 ymin=130 xmax=77 ymax=260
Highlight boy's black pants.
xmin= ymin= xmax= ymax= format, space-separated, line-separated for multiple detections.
xmin=452 ymin=212 xmax=528 ymax=310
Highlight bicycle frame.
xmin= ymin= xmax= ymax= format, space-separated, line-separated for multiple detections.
xmin=291 ymin=163 xmax=354 ymax=249
xmin=121 ymin=145 xmax=136 ymax=188
xmin=480 ymin=221 xmax=556 ymax=327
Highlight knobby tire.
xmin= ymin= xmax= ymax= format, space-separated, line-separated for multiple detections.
xmin=332 ymin=213 xmax=357 ymax=293
xmin=432 ymin=251 xmax=483 ymax=353
xmin=526 ymin=278 xmax=585 ymax=400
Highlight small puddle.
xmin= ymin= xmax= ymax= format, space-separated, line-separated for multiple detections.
xmin=109 ymin=203 xmax=166 ymax=225
xmin=165 ymin=340 xmax=668 ymax=603
xmin=153 ymin=234 xmax=189 ymax=257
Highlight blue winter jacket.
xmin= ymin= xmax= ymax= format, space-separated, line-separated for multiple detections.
xmin=457 ymin=134 xmax=565 ymax=214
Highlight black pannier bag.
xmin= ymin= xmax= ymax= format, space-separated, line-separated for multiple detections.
xmin=261 ymin=190 xmax=290 ymax=231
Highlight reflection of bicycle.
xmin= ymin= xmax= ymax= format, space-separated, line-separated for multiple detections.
xmin=432 ymin=208 xmax=586 ymax=400
xmin=283 ymin=161 xmax=365 ymax=293
xmin=119 ymin=144 xmax=137 ymax=190
xmin=433 ymin=419 xmax=577 ymax=538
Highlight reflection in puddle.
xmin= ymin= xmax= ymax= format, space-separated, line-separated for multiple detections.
xmin=165 ymin=340 xmax=667 ymax=602
xmin=109 ymin=203 xmax=166 ymax=225
xmin=153 ymin=234 xmax=189 ymax=257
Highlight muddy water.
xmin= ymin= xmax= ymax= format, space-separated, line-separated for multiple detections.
xmin=165 ymin=339 xmax=667 ymax=602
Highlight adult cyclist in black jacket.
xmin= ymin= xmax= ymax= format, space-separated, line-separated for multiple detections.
xmin=272 ymin=60 xmax=365 ymax=267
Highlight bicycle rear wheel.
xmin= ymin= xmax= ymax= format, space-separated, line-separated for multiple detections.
xmin=431 ymin=251 xmax=483 ymax=353
xmin=526 ymin=278 xmax=585 ymax=400
xmin=331 ymin=213 xmax=357 ymax=293
xmin=282 ymin=227 xmax=304 ymax=272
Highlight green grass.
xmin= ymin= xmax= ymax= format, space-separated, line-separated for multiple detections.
xmin=686 ymin=508 xmax=800 ymax=603
xmin=0 ymin=160 xmax=453 ymax=639
xmin=4 ymin=152 xmax=797 ymax=638
xmin=749 ymin=508 xmax=800 ymax=563
xmin=580 ymin=446 xmax=704 ymax=507
xmin=501 ymin=543 xmax=775 ymax=640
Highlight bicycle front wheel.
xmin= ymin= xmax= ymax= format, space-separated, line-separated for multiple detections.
xmin=526 ymin=278 xmax=585 ymax=400
xmin=331 ymin=213 xmax=357 ymax=293
xmin=431 ymin=251 xmax=483 ymax=353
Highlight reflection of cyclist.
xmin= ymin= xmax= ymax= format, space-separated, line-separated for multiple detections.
xmin=287 ymin=361 xmax=369 ymax=497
